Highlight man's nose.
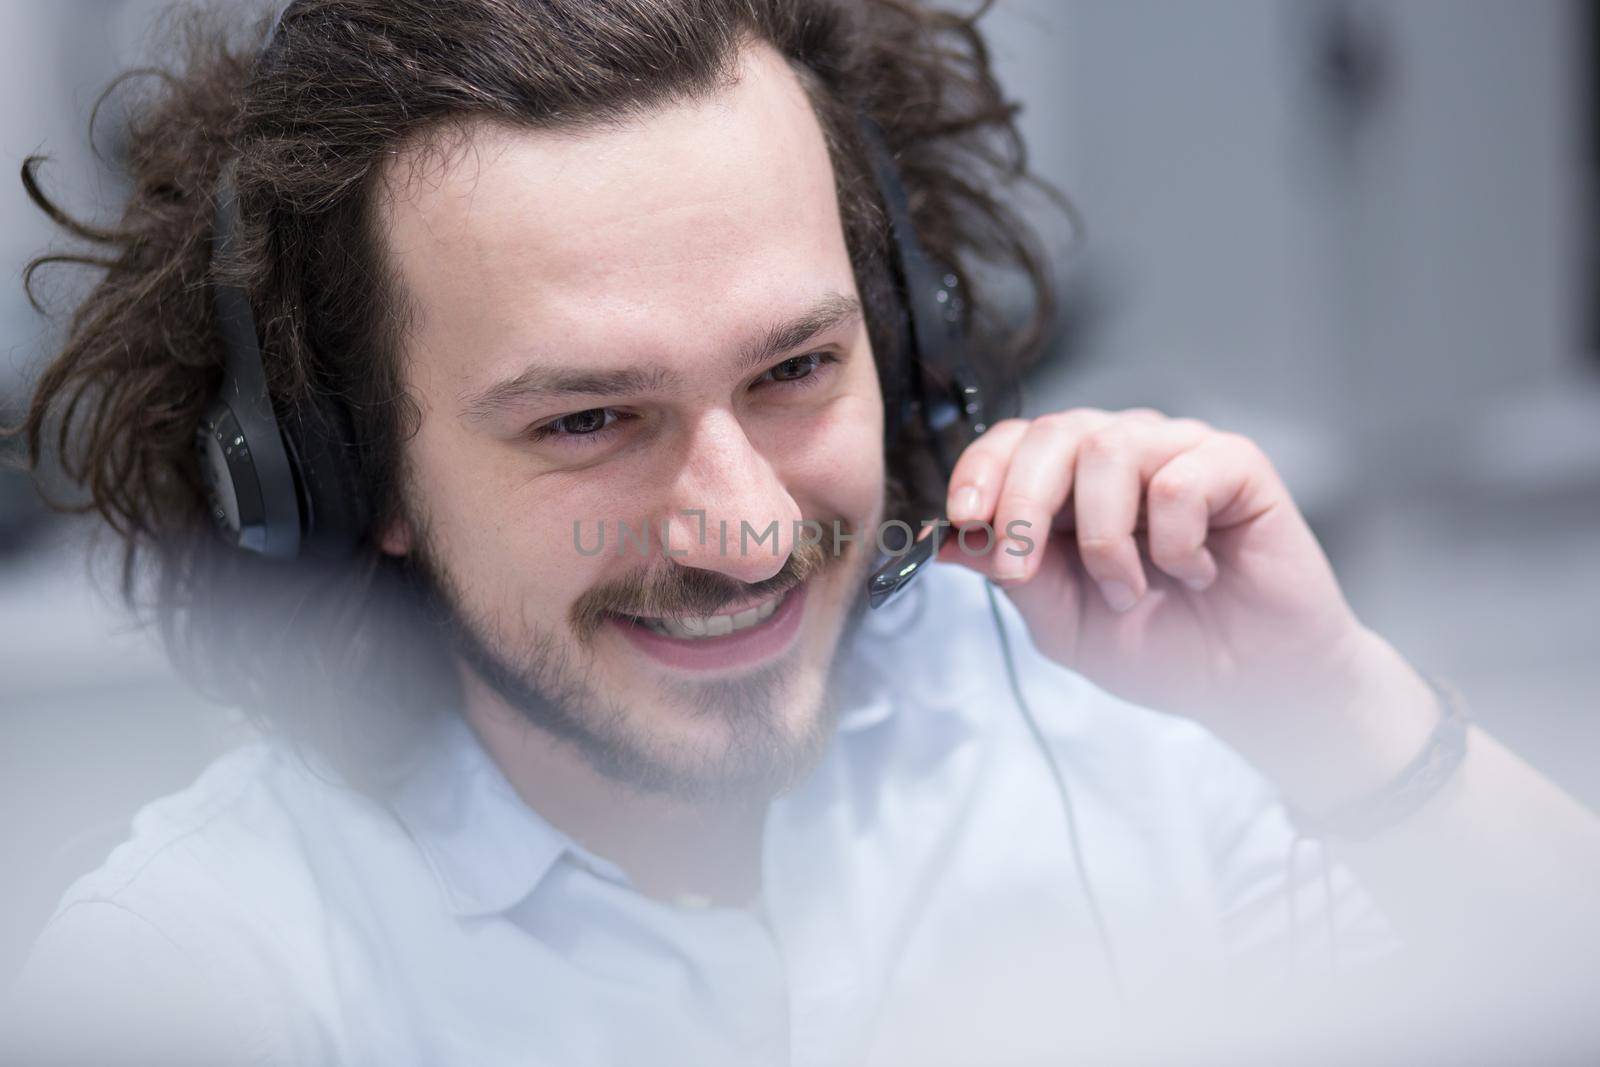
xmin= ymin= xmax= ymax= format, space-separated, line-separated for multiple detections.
xmin=656 ymin=411 xmax=801 ymax=585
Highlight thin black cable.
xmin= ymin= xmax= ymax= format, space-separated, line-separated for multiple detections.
xmin=983 ymin=580 xmax=1127 ymax=1007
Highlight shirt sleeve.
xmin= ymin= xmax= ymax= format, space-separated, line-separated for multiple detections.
xmin=2 ymin=897 xmax=293 ymax=1066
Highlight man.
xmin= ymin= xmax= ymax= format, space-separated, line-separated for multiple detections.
xmin=4 ymin=1 xmax=1598 ymax=1063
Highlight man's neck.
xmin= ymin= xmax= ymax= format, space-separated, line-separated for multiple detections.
xmin=461 ymin=680 xmax=770 ymax=909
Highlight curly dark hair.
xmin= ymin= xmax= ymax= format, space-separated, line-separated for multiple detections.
xmin=8 ymin=0 xmax=1070 ymax=792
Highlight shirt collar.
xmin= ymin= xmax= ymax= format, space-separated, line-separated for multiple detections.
xmin=830 ymin=574 xmax=929 ymax=734
xmin=387 ymin=709 xmax=578 ymax=918
xmin=834 ymin=568 xmax=991 ymax=735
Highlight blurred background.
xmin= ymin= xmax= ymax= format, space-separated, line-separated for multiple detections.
xmin=2 ymin=0 xmax=1597 ymax=991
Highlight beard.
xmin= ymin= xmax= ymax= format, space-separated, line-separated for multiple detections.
xmin=403 ymin=514 xmax=877 ymax=803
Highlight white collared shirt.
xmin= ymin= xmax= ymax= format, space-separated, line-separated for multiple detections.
xmin=3 ymin=564 xmax=1397 ymax=1065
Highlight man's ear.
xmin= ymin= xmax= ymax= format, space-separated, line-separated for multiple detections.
xmin=377 ymin=515 xmax=414 ymax=557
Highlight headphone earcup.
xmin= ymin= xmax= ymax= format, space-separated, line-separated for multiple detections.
xmin=865 ymin=252 xmax=915 ymax=454
xmin=195 ymin=398 xmax=306 ymax=559
xmin=280 ymin=400 xmax=369 ymax=559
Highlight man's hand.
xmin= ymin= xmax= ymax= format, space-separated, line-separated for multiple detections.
xmin=938 ymin=406 xmax=1437 ymax=813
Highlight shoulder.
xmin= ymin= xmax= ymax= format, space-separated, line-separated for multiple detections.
xmin=3 ymin=740 xmax=390 ymax=1064
xmin=42 ymin=740 xmax=363 ymax=936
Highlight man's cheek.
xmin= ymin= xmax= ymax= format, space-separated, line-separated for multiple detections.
xmin=434 ymin=495 xmax=571 ymax=616
xmin=784 ymin=400 xmax=885 ymax=502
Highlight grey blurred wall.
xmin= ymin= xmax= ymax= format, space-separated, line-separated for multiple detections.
xmin=3 ymin=0 xmax=1598 ymax=987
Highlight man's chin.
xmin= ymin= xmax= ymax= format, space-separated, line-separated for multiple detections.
xmin=587 ymin=644 xmax=839 ymax=802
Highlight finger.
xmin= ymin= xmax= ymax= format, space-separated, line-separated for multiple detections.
xmin=1145 ymin=452 xmax=1219 ymax=591
xmin=986 ymin=411 xmax=1117 ymax=582
xmin=1164 ymin=430 xmax=1283 ymax=530
xmin=935 ymin=515 xmax=995 ymax=567
xmin=1073 ymin=420 xmax=1210 ymax=610
xmin=945 ymin=418 xmax=1032 ymax=524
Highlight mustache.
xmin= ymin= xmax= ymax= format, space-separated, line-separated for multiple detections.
xmin=569 ymin=535 xmax=832 ymax=643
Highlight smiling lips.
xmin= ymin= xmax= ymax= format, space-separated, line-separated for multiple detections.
xmin=629 ymin=595 xmax=784 ymax=639
xmin=608 ymin=585 xmax=809 ymax=671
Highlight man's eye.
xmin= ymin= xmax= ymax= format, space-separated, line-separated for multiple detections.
xmin=759 ymin=352 xmax=836 ymax=387
xmin=529 ymin=408 xmax=622 ymax=443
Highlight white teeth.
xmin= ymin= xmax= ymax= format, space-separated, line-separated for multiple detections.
xmin=636 ymin=592 xmax=787 ymax=640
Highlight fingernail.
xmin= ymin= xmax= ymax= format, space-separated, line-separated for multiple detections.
xmin=1099 ymin=580 xmax=1138 ymax=612
xmin=953 ymin=486 xmax=980 ymax=518
xmin=993 ymin=539 xmax=1027 ymax=580
xmin=1184 ymin=574 xmax=1211 ymax=592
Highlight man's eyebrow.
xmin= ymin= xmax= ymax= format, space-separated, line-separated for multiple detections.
xmin=462 ymin=365 xmax=676 ymax=422
xmin=736 ymin=290 xmax=862 ymax=375
xmin=460 ymin=291 xmax=863 ymax=422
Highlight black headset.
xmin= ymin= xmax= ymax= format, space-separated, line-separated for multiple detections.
xmin=195 ymin=1 xmax=369 ymax=560
xmin=852 ymin=115 xmax=990 ymax=470
xmin=197 ymin=160 xmax=369 ymax=560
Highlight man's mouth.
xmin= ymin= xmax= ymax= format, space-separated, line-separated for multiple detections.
xmin=605 ymin=584 xmax=809 ymax=672
xmin=615 ymin=589 xmax=789 ymax=641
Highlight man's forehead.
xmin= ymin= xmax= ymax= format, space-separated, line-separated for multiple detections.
xmin=373 ymin=39 xmax=854 ymax=388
